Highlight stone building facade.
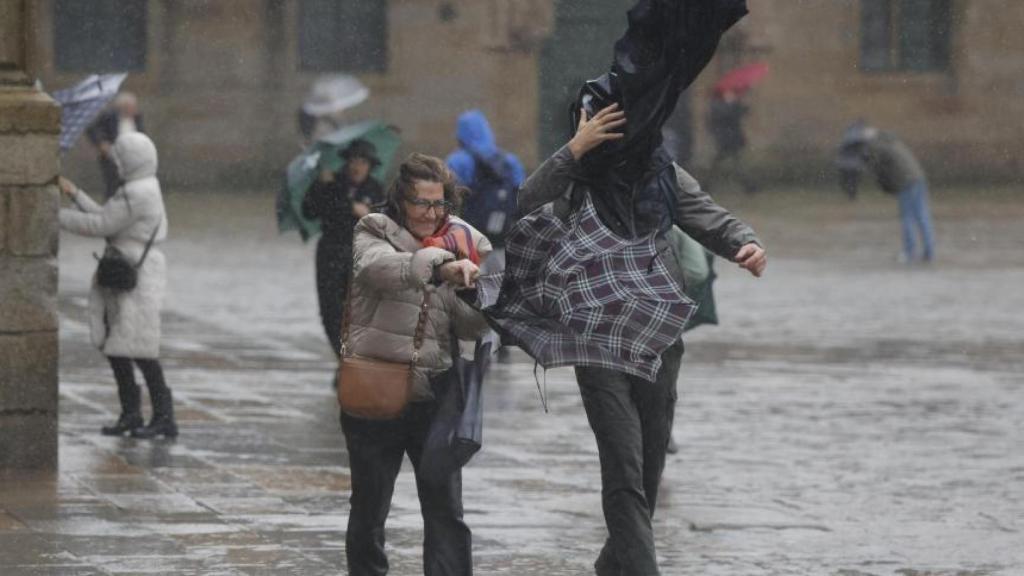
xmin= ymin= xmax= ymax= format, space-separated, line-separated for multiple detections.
xmin=26 ymin=0 xmax=1024 ymax=191
xmin=1 ymin=0 xmax=61 ymax=470
xmin=29 ymin=0 xmax=554 ymax=191
xmin=711 ymin=0 xmax=1024 ymax=183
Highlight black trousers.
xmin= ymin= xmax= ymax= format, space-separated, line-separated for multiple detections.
xmin=575 ymin=341 xmax=684 ymax=576
xmin=341 ymin=403 xmax=472 ymax=576
xmin=315 ymin=235 xmax=351 ymax=357
xmin=107 ymin=356 xmax=171 ymax=417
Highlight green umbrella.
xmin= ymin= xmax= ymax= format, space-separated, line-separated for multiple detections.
xmin=277 ymin=120 xmax=401 ymax=241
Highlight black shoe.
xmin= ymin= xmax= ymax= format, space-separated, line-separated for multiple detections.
xmin=101 ymin=413 xmax=144 ymax=436
xmin=666 ymin=434 xmax=680 ymax=455
xmin=131 ymin=417 xmax=178 ymax=439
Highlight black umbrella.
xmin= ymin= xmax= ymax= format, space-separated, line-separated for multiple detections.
xmin=571 ymin=0 xmax=750 ymax=238
xmin=420 ymin=337 xmax=493 ymax=483
xmin=574 ymin=0 xmax=749 ymax=175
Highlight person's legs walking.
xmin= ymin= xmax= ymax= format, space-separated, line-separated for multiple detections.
xmin=577 ymin=366 xmax=660 ymax=576
xmin=897 ymin=186 xmax=917 ymax=262
xmin=132 ymin=359 xmax=178 ymax=439
xmin=102 ymin=356 xmax=143 ymax=435
xmin=407 ymin=404 xmax=473 ymax=576
xmin=635 ymin=341 xmax=683 ymax=513
xmin=663 ymin=341 xmax=686 ymax=456
xmin=912 ymin=181 xmax=936 ymax=261
xmin=341 ymin=413 xmax=406 ymax=576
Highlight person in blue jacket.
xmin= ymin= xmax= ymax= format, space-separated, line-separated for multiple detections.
xmin=446 ymin=110 xmax=525 ymax=272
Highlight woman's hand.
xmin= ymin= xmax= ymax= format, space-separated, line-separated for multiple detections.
xmin=58 ymin=176 xmax=77 ymax=199
xmin=568 ymin=103 xmax=626 ymax=161
xmin=734 ymin=243 xmax=767 ymax=277
xmin=319 ymin=169 xmax=335 ymax=183
xmin=439 ymin=259 xmax=480 ymax=288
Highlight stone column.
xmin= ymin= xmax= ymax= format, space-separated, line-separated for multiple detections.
xmin=0 ymin=0 xmax=61 ymax=471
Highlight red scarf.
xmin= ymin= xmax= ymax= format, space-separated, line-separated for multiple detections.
xmin=422 ymin=221 xmax=480 ymax=264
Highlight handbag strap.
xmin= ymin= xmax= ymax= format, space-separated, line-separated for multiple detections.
xmin=340 ymin=270 xmax=432 ymax=367
xmin=103 ymin=192 xmax=161 ymax=268
xmin=134 ymin=221 xmax=161 ymax=269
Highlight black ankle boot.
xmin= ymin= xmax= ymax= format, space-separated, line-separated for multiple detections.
xmin=101 ymin=413 xmax=144 ymax=436
xmin=131 ymin=415 xmax=178 ymax=439
xmin=133 ymin=363 xmax=178 ymax=439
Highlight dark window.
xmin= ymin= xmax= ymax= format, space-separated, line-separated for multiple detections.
xmin=54 ymin=0 xmax=147 ymax=72
xmin=860 ymin=0 xmax=893 ymax=71
xmin=299 ymin=0 xmax=388 ymax=73
xmin=860 ymin=0 xmax=951 ymax=73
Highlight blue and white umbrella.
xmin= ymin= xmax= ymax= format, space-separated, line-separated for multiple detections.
xmin=51 ymin=73 xmax=128 ymax=152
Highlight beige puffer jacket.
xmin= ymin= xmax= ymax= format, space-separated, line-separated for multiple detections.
xmin=347 ymin=213 xmax=493 ymax=402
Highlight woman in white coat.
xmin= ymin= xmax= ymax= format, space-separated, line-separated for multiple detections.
xmin=59 ymin=132 xmax=177 ymax=439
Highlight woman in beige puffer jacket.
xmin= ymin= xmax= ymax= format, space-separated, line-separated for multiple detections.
xmin=341 ymin=153 xmax=491 ymax=576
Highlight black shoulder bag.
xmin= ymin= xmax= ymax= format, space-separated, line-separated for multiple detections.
xmin=95 ymin=195 xmax=161 ymax=293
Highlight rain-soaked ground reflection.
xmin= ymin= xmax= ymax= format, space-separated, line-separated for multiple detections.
xmin=2 ymin=189 xmax=1021 ymax=574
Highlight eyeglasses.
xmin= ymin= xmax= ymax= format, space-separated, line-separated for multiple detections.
xmin=405 ymin=197 xmax=453 ymax=214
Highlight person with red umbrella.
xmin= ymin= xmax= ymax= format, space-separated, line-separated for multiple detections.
xmin=706 ymin=62 xmax=768 ymax=194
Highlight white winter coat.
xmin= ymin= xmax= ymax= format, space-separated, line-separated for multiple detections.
xmin=60 ymin=132 xmax=168 ymax=359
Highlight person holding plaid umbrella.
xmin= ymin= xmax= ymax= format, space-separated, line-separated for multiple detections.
xmin=87 ymin=92 xmax=145 ymax=200
xmin=486 ymin=1 xmax=766 ymax=574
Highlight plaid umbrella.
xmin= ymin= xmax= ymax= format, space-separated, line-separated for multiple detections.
xmin=480 ymin=195 xmax=695 ymax=382
xmin=51 ymin=73 xmax=127 ymax=152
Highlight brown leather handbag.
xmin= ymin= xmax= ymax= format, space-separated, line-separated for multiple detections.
xmin=336 ymin=286 xmax=432 ymax=420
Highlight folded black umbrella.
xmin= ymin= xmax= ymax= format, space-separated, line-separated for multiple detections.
xmin=572 ymin=0 xmax=750 ymax=237
xmin=576 ymin=0 xmax=748 ymax=174
xmin=420 ymin=337 xmax=492 ymax=483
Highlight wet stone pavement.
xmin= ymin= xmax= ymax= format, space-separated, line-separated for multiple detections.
xmin=2 ymin=189 xmax=1023 ymax=575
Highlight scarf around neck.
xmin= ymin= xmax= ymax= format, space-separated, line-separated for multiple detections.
xmin=422 ymin=220 xmax=481 ymax=264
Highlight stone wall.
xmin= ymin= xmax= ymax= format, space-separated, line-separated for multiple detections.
xmin=25 ymin=0 xmax=1024 ymax=190
xmin=691 ymin=0 xmax=1024 ymax=184
xmin=0 ymin=0 xmax=61 ymax=471
xmin=30 ymin=0 xmax=552 ymax=192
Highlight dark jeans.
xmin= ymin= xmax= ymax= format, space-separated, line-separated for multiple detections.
xmin=897 ymin=180 xmax=935 ymax=262
xmin=108 ymin=356 xmax=170 ymax=417
xmin=575 ymin=341 xmax=684 ymax=576
xmin=341 ymin=402 xmax=472 ymax=576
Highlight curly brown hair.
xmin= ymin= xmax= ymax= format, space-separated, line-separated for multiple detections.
xmin=384 ymin=153 xmax=466 ymax=223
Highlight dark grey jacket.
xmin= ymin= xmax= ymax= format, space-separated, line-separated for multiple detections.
xmin=518 ymin=145 xmax=760 ymax=260
xmin=863 ymin=132 xmax=926 ymax=194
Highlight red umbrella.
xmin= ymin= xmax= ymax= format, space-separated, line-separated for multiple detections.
xmin=714 ymin=61 xmax=769 ymax=95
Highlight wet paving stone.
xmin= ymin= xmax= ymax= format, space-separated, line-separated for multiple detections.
xmin=6 ymin=192 xmax=1020 ymax=574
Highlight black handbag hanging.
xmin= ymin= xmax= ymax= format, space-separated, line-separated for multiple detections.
xmin=95 ymin=195 xmax=161 ymax=293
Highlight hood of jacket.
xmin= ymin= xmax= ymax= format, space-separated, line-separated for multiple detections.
xmin=456 ymin=109 xmax=499 ymax=160
xmin=112 ymin=132 xmax=158 ymax=182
